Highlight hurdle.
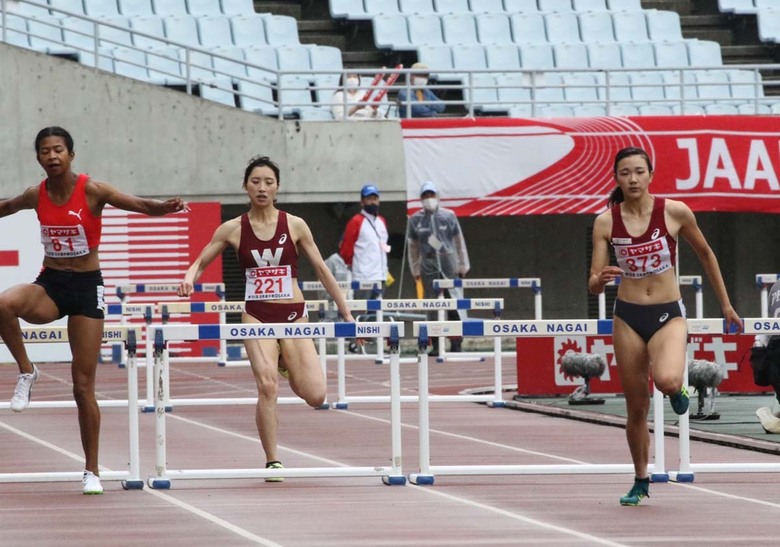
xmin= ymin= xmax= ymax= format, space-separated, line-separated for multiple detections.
xmin=0 ymin=326 xmax=143 ymax=489
xmin=432 ymin=278 xmax=542 ymax=362
xmin=146 ymin=322 xmax=406 ymax=487
xmin=330 ymin=298 xmax=505 ymax=409
xmin=756 ymin=273 xmax=780 ymax=317
xmin=407 ymin=318 xmax=740 ymax=485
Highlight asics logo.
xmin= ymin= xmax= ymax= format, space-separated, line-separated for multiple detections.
xmin=287 ymin=312 xmax=298 ymax=321
xmin=659 ymin=312 xmax=669 ymax=323
xmin=279 ymin=234 xmax=288 ymax=245
xmin=651 ymin=228 xmax=661 ymax=239
xmin=68 ymin=208 xmax=83 ymax=221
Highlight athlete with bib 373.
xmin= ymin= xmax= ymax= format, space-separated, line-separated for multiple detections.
xmin=0 ymin=126 xmax=187 ymax=495
xmin=588 ymin=147 xmax=742 ymax=506
xmin=179 ymin=155 xmax=354 ymax=481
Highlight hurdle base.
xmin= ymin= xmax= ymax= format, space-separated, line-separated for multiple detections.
xmin=142 ymin=405 xmax=173 ymax=413
xmin=690 ymin=412 xmax=720 ymax=421
xmin=487 ymin=401 xmax=506 ymax=408
xmin=650 ymin=472 xmax=669 ymax=483
xmin=568 ymin=398 xmax=606 ymax=406
xmin=122 ymin=480 xmax=144 ymax=490
xmin=669 ymin=471 xmax=695 ymax=483
xmin=331 ymin=402 xmax=349 ymax=410
xmin=408 ymin=473 xmax=434 ymax=486
xmin=315 ymin=403 xmax=330 ymax=410
xmin=382 ymin=475 xmax=407 ymax=486
xmin=148 ymin=477 xmax=171 ymax=489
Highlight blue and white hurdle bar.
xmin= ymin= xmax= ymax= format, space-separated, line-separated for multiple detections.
xmin=113 ymin=282 xmax=226 ymax=367
xmin=0 ymin=326 xmax=143 ymax=489
xmin=146 ymin=321 xmax=406 ymax=487
xmin=432 ymin=277 xmax=542 ymax=362
xmin=408 ymin=318 xmax=778 ymax=485
xmin=598 ymin=275 xmax=704 ymax=320
xmin=330 ymin=298 xmax=504 ymax=409
xmin=756 ymin=273 xmax=780 ymax=317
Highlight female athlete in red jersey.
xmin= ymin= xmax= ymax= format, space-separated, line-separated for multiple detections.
xmin=588 ymin=146 xmax=742 ymax=506
xmin=0 ymin=126 xmax=187 ymax=494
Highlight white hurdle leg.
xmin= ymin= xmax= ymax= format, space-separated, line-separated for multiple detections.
xmin=123 ymin=337 xmax=143 ymax=489
xmin=149 ymin=339 xmax=171 ymax=489
xmin=381 ymin=328 xmax=406 ymax=485
xmin=409 ymin=334 xmax=433 ymax=485
xmin=651 ymin=385 xmax=668 ymax=482
xmin=488 ymin=335 xmax=504 ymax=408
xmin=333 ymin=337 xmax=348 ymax=409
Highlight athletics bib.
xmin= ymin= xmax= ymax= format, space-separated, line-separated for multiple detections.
xmin=613 ymin=238 xmax=673 ymax=279
xmin=40 ymin=225 xmax=90 ymax=258
xmin=245 ymin=266 xmax=293 ymax=300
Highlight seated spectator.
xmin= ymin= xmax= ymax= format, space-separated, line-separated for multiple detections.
xmin=397 ymin=62 xmax=445 ymax=118
xmin=331 ymin=73 xmax=379 ymax=120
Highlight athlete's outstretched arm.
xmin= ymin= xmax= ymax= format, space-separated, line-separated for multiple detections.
xmin=87 ymin=180 xmax=187 ymax=216
xmin=179 ymin=219 xmax=237 ymax=297
xmin=0 ymin=186 xmax=37 ymax=218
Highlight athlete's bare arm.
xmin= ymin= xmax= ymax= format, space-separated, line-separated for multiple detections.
xmin=588 ymin=211 xmax=622 ymax=294
xmin=0 ymin=186 xmax=38 ymax=218
xmin=86 ymin=180 xmax=187 ymax=217
xmin=179 ymin=218 xmax=241 ymax=297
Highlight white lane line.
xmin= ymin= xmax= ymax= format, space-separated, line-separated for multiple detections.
xmin=671 ymin=481 xmax=780 ymax=509
xmin=0 ymin=420 xmax=280 ymax=546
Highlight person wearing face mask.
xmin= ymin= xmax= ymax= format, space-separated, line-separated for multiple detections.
xmin=331 ymin=72 xmax=379 ymax=120
xmin=407 ymin=181 xmax=470 ymax=355
xmin=397 ymin=62 xmax=445 ymax=118
xmin=340 ymin=184 xmax=391 ymax=352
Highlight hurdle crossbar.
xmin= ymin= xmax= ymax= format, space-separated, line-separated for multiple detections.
xmin=0 ymin=326 xmax=143 ymax=489
xmin=756 ymin=273 xmax=780 ymax=318
xmin=408 ymin=318 xmax=749 ymax=485
xmin=147 ymin=321 xmax=406 ymax=487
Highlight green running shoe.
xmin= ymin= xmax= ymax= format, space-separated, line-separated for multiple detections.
xmin=620 ymin=478 xmax=650 ymax=506
xmin=670 ymin=386 xmax=690 ymax=415
xmin=265 ymin=460 xmax=284 ymax=483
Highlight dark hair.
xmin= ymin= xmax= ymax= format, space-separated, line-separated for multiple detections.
xmin=607 ymin=147 xmax=653 ymax=207
xmin=243 ymin=155 xmax=280 ymax=188
xmin=34 ymin=126 xmax=74 ymax=154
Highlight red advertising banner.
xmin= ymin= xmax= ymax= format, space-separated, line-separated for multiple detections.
xmin=517 ymin=333 xmax=770 ymax=396
xmin=402 ymin=117 xmax=780 ymax=216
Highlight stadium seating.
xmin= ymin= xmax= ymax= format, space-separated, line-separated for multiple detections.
xmin=509 ymin=12 xmax=547 ymax=44
xmin=186 ymin=0 xmax=221 ymax=16
xmin=152 ymin=0 xmax=187 ymax=16
xmin=399 ymin=0 xmax=435 ymax=15
xmin=196 ymin=15 xmax=233 ymax=48
xmin=408 ymin=14 xmax=444 ymax=46
xmin=476 ymin=14 xmax=512 ymax=46
xmin=373 ymin=13 xmax=413 ymax=50
xmin=84 ymin=0 xmax=121 ymax=17
xmin=221 ymin=0 xmax=255 ymax=16
xmin=230 ymin=14 xmax=267 ymax=47
xmin=50 ymin=0 xmax=86 ymax=16
xmin=119 ymin=0 xmax=155 ymax=16
xmin=757 ymin=9 xmax=780 ymax=42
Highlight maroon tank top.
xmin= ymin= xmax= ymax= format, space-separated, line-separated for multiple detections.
xmin=237 ymin=211 xmax=298 ymax=277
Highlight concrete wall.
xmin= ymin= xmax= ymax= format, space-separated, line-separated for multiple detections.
xmin=0 ymin=45 xmax=406 ymax=204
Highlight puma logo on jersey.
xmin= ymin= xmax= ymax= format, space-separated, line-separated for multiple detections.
xmin=251 ymin=248 xmax=283 ymax=266
xmin=279 ymin=233 xmax=288 ymax=245
xmin=659 ymin=312 xmax=669 ymax=323
xmin=287 ymin=311 xmax=298 ymax=321
xmin=651 ymin=228 xmax=661 ymax=239
xmin=68 ymin=209 xmax=83 ymax=221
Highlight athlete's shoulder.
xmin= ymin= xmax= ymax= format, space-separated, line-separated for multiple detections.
xmin=663 ymin=198 xmax=694 ymax=220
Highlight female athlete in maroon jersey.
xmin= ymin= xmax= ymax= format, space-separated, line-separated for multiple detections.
xmin=0 ymin=126 xmax=187 ymax=494
xmin=588 ymin=147 xmax=742 ymax=506
xmin=179 ymin=155 xmax=354 ymax=479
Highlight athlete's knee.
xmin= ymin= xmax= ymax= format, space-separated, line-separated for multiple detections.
xmin=303 ymin=389 xmax=326 ymax=409
xmin=654 ymin=373 xmax=682 ymax=396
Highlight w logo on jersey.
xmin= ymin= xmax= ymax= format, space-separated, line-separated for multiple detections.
xmin=251 ymin=248 xmax=283 ymax=266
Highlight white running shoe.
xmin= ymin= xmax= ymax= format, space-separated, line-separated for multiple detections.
xmin=10 ymin=364 xmax=40 ymax=412
xmin=82 ymin=471 xmax=104 ymax=495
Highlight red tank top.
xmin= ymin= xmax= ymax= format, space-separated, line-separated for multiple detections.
xmin=610 ymin=197 xmax=676 ymax=279
xmin=237 ymin=210 xmax=298 ymax=277
xmin=37 ymin=174 xmax=102 ymax=258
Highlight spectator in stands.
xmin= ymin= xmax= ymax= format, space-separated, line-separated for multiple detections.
xmin=588 ymin=146 xmax=742 ymax=506
xmin=331 ymin=72 xmax=379 ymax=120
xmin=178 ymin=155 xmax=354 ymax=481
xmin=339 ymin=184 xmax=390 ymax=353
xmin=407 ymin=181 xmax=470 ymax=355
xmin=755 ymin=279 xmax=780 ymax=433
xmin=0 ymin=126 xmax=188 ymax=495
xmin=397 ymin=62 xmax=445 ymax=118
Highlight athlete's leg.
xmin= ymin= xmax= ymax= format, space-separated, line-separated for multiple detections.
xmin=281 ymin=334 xmax=326 ymax=409
xmin=613 ymin=316 xmax=651 ymax=478
xmin=647 ymin=318 xmax=688 ymax=396
xmin=68 ymin=315 xmax=103 ymax=475
xmin=0 ymin=283 xmax=60 ymax=373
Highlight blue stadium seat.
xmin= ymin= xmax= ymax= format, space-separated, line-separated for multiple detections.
xmin=620 ymin=42 xmax=655 ymax=68
xmin=476 ymin=13 xmax=512 ymax=45
xmin=503 ymin=0 xmax=539 ymax=12
xmin=572 ymin=0 xmax=607 ymax=11
xmin=599 ymin=72 xmax=631 ymax=101
xmin=264 ymin=15 xmax=299 ymax=46
xmin=442 ymin=13 xmax=478 ymax=44
xmin=309 ymin=44 xmax=343 ymax=102
xmin=50 ymin=0 xmax=86 ymax=16
xmin=97 ymin=16 xmax=133 ymax=47
xmin=496 ymin=74 xmax=531 ymax=108
xmin=129 ymin=15 xmax=166 ymax=48
xmin=638 ymin=104 xmax=673 ymax=115
xmin=629 ymin=72 xmax=665 ymax=101
xmin=110 ymin=46 xmax=159 ymax=82
xmin=717 ymin=0 xmax=757 ymax=14
xmin=451 ymin=43 xmax=487 ymax=76
xmin=364 ymin=0 xmax=401 ymax=16
xmin=544 ymin=12 xmax=581 ymax=43
xmin=277 ymin=75 xmax=315 ymax=116
xmin=463 ymin=74 xmax=503 ymax=113
xmin=373 ymin=14 xmax=413 ymax=50
xmin=737 ymin=102 xmax=771 ymax=115
xmin=221 ymin=0 xmax=255 ymax=15
xmin=562 ymin=72 xmax=598 ymax=103
xmin=704 ymin=103 xmax=739 ymax=115
xmin=687 ymin=39 xmax=723 ymax=66
xmin=187 ymin=0 xmax=221 ymax=16
xmin=237 ymin=79 xmax=277 ymax=114
xmin=400 ymin=0 xmax=435 ymax=14
xmin=196 ymin=15 xmax=234 ymax=47
xmin=118 ymin=0 xmax=154 ymax=16
xmin=587 ymin=42 xmax=622 ymax=69
xmin=518 ymin=42 xmax=554 ymax=69
xmin=646 ymin=10 xmax=683 ymax=41
xmin=509 ymin=12 xmax=547 ymax=44
xmin=608 ymin=103 xmax=639 ymax=116
xmin=507 ymin=104 xmax=533 ymax=117
xmin=575 ymin=104 xmax=607 ymax=116
xmin=754 ymin=0 xmax=776 ymax=11
xmin=8 ymin=0 xmax=51 ymax=17
xmin=417 ymin=44 xmax=455 ymax=80
xmin=243 ymin=45 xmax=279 ymax=82
xmin=199 ymin=78 xmax=238 ymax=107
xmin=84 ymin=0 xmax=120 ymax=16
xmin=485 ymin=43 xmax=521 ymax=74
xmin=62 ymin=16 xmax=97 ymax=61
xmin=757 ymin=9 xmax=780 ymax=42
xmin=145 ymin=45 xmax=186 ymax=85
xmin=538 ymin=0 xmax=574 ymax=12
xmin=695 ymin=70 xmax=732 ymax=101
xmin=276 ymin=45 xmax=313 ymax=81
xmin=27 ymin=15 xmax=79 ymax=56
xmin=178 ymin=47 xmax=216 ymax=80
xmin=153 ymin=0 xmax=187 ymax=16
xmin=163 ymin=14 xmax=199 ymax=45
xmin=231 ymin=14 xmax=267 ymax=47
xmin=211 ymin=45 xmax=246 ymax=82
xmin=470 ymin=0 xmax=504 ymax=13
xmin=728 ymin=69 xmax=764 ymax=101
xmin=671 ymin=103 xmax=705 ymax=115
xmin=408 ymin=13 xmax=444 ymax=46
xmin=578 ymin=11 xmax=615 ymax=43
xmin=538 ymin=104 xmax=575 ymax=117
xmin=553 ymin=42 xmax=589 ymax=69
xmin=612 ymin=10 xmax=649 ymax=42
xmin=535 ymin=74 xmax=566 ymax=105
xmin=329 ymin=0 xmax=369 ymax=20
xmin=653 ymin=40 xmax=690 ymax=68
xmin=606 ymin=0 xmax=641 ymax=9
xmin=434 ymin=0 xmax=469 ymax=14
